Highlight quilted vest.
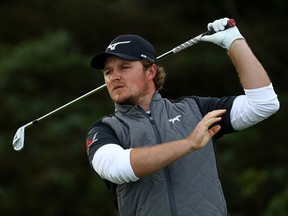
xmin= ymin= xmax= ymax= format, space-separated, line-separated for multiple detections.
xmin=102 ymin=92 xmax=228 ymax=216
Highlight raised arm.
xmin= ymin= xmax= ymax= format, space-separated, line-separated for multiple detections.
xmin=201 ymin=18 xmax=279 ymax=130
xmin=201 ymin=17 xmax=271 ymax=89
xmin=228 ymin=39 xmax=271 ymax=89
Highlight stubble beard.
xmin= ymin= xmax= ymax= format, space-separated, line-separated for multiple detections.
xmin=112 ymin=83 xmax=149 ymax=106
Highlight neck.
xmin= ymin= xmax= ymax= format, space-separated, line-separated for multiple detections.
xmin=138 ymin=90 xmax=156 ymax=112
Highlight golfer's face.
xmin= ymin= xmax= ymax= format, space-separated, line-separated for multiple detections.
xmin=103 ymin=56 xmax=149 ymax=105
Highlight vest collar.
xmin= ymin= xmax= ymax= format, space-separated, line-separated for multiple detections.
xmin=114 ymin=91 xmax=162 ymax=114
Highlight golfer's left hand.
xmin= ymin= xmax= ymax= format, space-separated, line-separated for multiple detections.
xmin=188 ymin=109 xmax=226 ymax=151
xmin=201 ymin=17 xmax=244 ymax=50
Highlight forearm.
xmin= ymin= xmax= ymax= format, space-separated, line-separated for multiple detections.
xmin=130 ymin=138 xmax=193 ymax=177
xmin=228 ymin=39 xmax=271 ymax=89
xmin=93 ymin=139 xmax=194 ymax=183
xmin=201 ymin=18 xmax=270 ymax=89
xmin=93 ymin=139 xmax=194 ymax=184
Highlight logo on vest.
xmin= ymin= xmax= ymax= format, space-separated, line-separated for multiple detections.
xmin=169 ymin=115 xmax=182 ymax=123
xmin=86 ymin=132 xmax=99 ymax=153
xmin=92 ymin=132 xmax=99 ymax=142
xmin=107 ymin=41 xmax=131 ymax=50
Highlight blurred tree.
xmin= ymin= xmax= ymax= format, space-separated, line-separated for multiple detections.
xmin=0 ymin=30 xmax=115 ymax=215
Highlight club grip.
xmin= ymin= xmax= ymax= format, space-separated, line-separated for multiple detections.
xmin=203 ymin=19 xmax=236 ymax=36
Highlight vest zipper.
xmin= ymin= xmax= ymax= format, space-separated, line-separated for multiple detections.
xmin=148 ymin=114 xmax=177 ymax=216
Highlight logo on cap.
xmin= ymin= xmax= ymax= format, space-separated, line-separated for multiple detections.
xmin=107 ymin=41 xmax=131 ymax=51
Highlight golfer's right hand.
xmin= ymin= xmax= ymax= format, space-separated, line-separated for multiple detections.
xmin=201 ymin=17 xmax=244 ymax=50
xmin=187 ymin=109 xmax=226 ymax=151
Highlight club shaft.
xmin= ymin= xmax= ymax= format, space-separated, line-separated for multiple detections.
xmin=13 ymin=19 xmax=236 ymax=151
xmin=24 ymin=17 xmax=237 ymax=125
xmin=18 ymin=19 xmax=237 ymax=125
xmin=33 ymin=34 xmax=203 ymax=124
xmin=157 ymin=18 xmax=235 ymax=60
xmin=157 ymin=35 xmax=202 ymax=60
xmin=34 ymin=83 xmax=107 ymax=124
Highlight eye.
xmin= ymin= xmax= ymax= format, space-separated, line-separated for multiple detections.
xmin=103 ymin=69 xmax=112 ymax=76
xmin=121 ymin=64 xmax=130 ymax=70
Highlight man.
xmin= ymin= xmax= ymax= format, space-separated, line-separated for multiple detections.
xmin=86 ymin=18 xmax=279 ymax=215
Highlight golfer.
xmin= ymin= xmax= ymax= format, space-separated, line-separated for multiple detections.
xmin=86 ymin=18 xmax=279 ymax=215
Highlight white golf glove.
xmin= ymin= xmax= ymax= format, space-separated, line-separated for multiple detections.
xmin=201 ymin=17 xmax=244 ymax=50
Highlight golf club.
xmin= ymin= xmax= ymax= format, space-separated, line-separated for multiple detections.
xmin=12 ymin=19 xmax=235 ymax=151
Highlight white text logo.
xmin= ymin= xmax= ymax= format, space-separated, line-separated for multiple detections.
xmin=169 ymin=115 xmax=182 ymax=123
xmin=107 ymin=41 xmax=131 ymax=50
xmin=92 ymin=132 xmax=99 ymax=143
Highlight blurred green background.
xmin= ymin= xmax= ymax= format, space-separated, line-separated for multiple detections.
xmin=0 ymin=0 xmax=287 ymax=215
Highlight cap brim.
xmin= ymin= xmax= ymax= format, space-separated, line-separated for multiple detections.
xmin=91 ymin=52 xmax=141 ymax=69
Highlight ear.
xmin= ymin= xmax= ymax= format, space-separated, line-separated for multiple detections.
xmin=146 ymin=64 xmax=157 ymax=80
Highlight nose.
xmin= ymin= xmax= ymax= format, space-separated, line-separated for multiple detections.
xmin=112 ymin=69 xmax=122 ymax=80
xmin=106 ymin=68 xmax=121 ymax=83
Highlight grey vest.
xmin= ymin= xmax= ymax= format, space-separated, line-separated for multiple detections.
xmin=102 ymin=92 xmax=228 ymax=216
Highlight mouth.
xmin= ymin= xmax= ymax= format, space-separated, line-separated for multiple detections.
xmin=112 ymin=85 xmax=124 ymax=92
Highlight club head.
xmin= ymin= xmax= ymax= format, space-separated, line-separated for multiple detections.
xmin=12 ymin=126 xmax=25 ymax=151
